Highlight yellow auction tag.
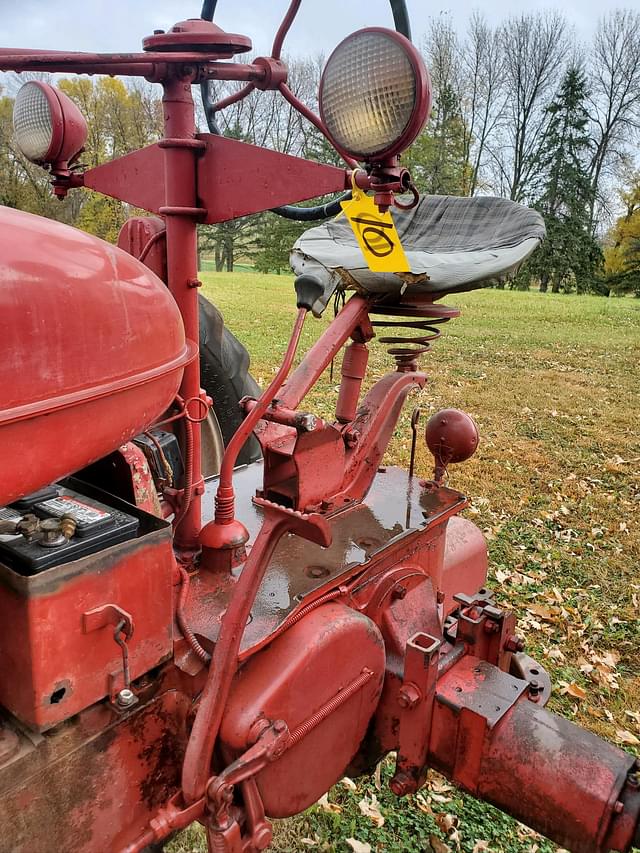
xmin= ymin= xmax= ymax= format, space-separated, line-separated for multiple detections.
xmin=340 ymin=181 xmax=410 ymax=273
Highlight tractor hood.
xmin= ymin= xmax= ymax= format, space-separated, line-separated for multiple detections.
xmin=0 ymin=206 xmax=194 ymax=506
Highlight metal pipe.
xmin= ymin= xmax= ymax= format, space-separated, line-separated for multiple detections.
xmin=279 ymin=295 xmax=370 ymax=411
xmin=161 ymin=77 xmax=203 ymax=556
xmin=212 ymin=307 xmax=307 ymax=525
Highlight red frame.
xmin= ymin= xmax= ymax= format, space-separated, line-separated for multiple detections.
xmin=318 ymin=27 xmax=432 ymax=162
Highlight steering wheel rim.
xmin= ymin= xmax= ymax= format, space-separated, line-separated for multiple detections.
xmin=199 ymin=0 xmax=412 ymax=221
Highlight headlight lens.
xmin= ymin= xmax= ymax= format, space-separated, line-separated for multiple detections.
xmin=13 ymin=82 xmax=56 ymax=163
xmin=319 ymin=28 xmax=428 ymax=161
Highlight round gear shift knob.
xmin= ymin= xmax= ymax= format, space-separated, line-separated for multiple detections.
xmin=425 ymin=408 xmax=479 ymax=483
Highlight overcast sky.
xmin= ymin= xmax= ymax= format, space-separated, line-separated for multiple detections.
xmin=0 ymin=0 xmax=624 ymax=58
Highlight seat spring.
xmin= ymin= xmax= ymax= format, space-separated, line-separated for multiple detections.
xmin=370 ymin=303 xmax=457 ymax=369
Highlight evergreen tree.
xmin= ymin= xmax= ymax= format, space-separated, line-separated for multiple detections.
xmin=402 ymin=83 xmax=467 ymax=196
xmin=526 ymin=66 xmax=602 ymax=293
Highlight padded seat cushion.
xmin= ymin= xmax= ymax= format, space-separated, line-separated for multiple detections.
xmin=290 ymin=195 xmax=545 ymax=307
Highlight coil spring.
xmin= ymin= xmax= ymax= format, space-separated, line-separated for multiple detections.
xmin=370 ymin=302 xmax=459 ymax=369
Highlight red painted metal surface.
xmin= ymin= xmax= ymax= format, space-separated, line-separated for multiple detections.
xmin=0 ymin=514 xmax=174 ymax=730
xmin=0 ymin=7 xmax=638 ymax=853
xmin=220 ymin=602 xmax=385 ymax=817
xmin=430 ymin=655 xmax=640 ymax=853
xmin=0 ymin=206 xmax=193 ymax=507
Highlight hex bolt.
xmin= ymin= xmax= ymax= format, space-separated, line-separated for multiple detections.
xmin=483 ymin=620 xmax=500 ymax=634
xmin=613 ymin=801 xmax=624 ymax=814
xmin=115 ymin=688 xmax=136 ymax=708
xmin=390 ymin=772 xmax=415 ymax=797
xmin=392 ymin=584 xmax=407 ymax=600
xmin=505 ymin=635 xmax=526 ymax=653
xmin=397 ymin=683 xmax=421 ymax=710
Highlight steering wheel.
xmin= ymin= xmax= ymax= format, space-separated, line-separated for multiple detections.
xmin=200 ymin=0 xmax=412 ymax=221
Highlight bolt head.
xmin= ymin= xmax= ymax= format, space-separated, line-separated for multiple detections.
xmin=390 ymin=772 xmax=415 ymax=797
xmin=397 ymin=683 xmax=421 ymax=710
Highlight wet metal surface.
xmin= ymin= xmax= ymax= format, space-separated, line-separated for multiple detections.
xmin=191 ymin=463 xmax=467 ymax=653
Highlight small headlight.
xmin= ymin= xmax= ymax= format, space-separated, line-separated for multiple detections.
xmin=13 ymin=82 xmax=59 ymax=163
xmin=319 ymin=27 xmax=431 ymax=162
xmin=13 ymin=81 xmax=87 ymax=169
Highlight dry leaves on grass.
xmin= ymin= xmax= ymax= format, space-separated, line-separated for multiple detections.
xmin=316 ymin=793 xmax=342 ymax=814
xmin=358 ymin=793 xmax=385 ymax=827
xmin=429 ymin=835 xmax=452 ymax=853
xmin=345 ymin=839 xmax=371 ymax=853
xmin=559 ymin=681 xmax=588 ymax=700
xmin=616 ymin=730 xmax=640 ymax=746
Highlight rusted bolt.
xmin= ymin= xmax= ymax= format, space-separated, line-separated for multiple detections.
xmin=397 ymin=683 xmax=421 ymax=710
xmin=115 ymin=688 xmax=136 ymax=709
xmin=505 ymin=635 xmax=526 ymax=653
xmin=614 ymin=801 xmax=624 ymax=814
xmin=528 ymin=680 xmax=542 ymax=700
xmin=305 ymin=564 xmax=330 ymax=579
xmin=392 ymin=583 xmax=407 ymax=600
xmin=343 ymin=426 xmax=360 ymax=448
xmin=626 ymin=771 xmax=639 ymax=790
xmin=390 ymin=772 xmax=415 ymax=797
xmin=483 ymin=620 xmax=500 ymax=634
xmin=295 ymin=412 xmax=317 ymax=432
xmin=272 ymin=719 xmax=287 ymax=734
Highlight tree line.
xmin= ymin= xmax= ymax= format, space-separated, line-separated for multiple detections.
xmin=0 ymin=9 xmax=639 ymax=295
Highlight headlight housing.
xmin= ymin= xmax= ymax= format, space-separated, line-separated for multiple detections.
xmin=13 ymin=81 xmax=87 ymax=168
xmin=319 ymin=27 xmax=431 ymax=163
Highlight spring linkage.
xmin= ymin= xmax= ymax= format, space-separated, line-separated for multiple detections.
xmin=369 ymin=301 xmax=459 ymax=369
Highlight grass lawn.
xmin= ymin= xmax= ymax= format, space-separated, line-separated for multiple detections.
xmin=169 ymin=273 xmax=640 ymax=853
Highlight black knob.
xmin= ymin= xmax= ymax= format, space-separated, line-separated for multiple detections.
xmin=294 ymin=274 xmax=325 ymax=312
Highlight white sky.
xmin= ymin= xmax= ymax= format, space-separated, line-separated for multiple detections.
xmin=0 ymin=0 xmax=622 ymax=57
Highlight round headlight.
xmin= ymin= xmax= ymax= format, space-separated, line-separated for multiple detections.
xmin=13 ymin=81 xmax=87 ymax=168
xmin=319 ymin=27 xmax=431 ymax=162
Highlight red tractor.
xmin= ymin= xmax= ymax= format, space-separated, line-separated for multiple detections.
xmin=0 ymin=3 xmax=637 ymax=852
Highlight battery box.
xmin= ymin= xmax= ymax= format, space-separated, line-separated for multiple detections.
xmin=0 ymin=480 xmax=174 ymax=730
xmin=0 ymin=486 xmax=139 ymax=574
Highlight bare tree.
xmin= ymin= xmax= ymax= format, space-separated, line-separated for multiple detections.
xmin=497 ymin=11 xmax=568 ymax=202
xmin=460 ymin=12 xmax=506 ymax=196
xmin=587 ymin=10 xmax=640 ymax=231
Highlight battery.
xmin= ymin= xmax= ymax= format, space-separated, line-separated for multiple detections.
xmin=0 ymin=486 xmax=139 ymax=575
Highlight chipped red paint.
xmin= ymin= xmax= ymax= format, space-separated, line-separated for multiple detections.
xmin=0 ymin=7 xmax=638 ymax=853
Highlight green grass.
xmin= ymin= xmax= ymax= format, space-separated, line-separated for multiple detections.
xmin=169 ymin=274 xmax=640 ymax=853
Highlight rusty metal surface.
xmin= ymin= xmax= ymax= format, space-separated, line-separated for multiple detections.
xmin=0 ymin=522 xmax=174 ymax=730
xmin=0 ymin=690 xmax=191 ymax=853
xmin=190 ymin=463 xmax=466 ymax=654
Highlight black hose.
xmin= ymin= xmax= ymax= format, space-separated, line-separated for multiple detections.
xmin=200 ymin=0 xmax=218 ymax=21
xmin=390 ymin=0 xmax=411 ymax=39
xmin=199 ymin=0 xmax=411 ymax=222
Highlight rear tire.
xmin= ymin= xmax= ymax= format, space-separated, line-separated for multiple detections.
xmin=198 ymin=295 xmax=261 ymax=474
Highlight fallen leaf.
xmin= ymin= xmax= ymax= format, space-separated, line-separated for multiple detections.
xmin=358 ymin=793 xmax=385 ymax=827
xmin=346 ymin=840 xmax=371 ymax=853
xmin=435 ymin=814 xmax=458 ymax=834
xmin=616 ymin=730 xmax=640 ymax=746
xmin=559 ymin=681 xmax=587 ymax=700
xmin=340 ymin=776 xmax=357 ymax=791
xmin=316 ymin=793 xmax=342 ymax=814
xmin=415 ymin=793 xmax=433 ymax=815
xmin=472 ymin=842 xmax=490 ymax=853
xmin=430 ymin=835 xmax=452 ymax=853
xmin=373 ymin=761 xmax=382 ymax=791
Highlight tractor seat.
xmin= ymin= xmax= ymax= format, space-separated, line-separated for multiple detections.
xmin=290 ymin=194 xmax=545 ymax=314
